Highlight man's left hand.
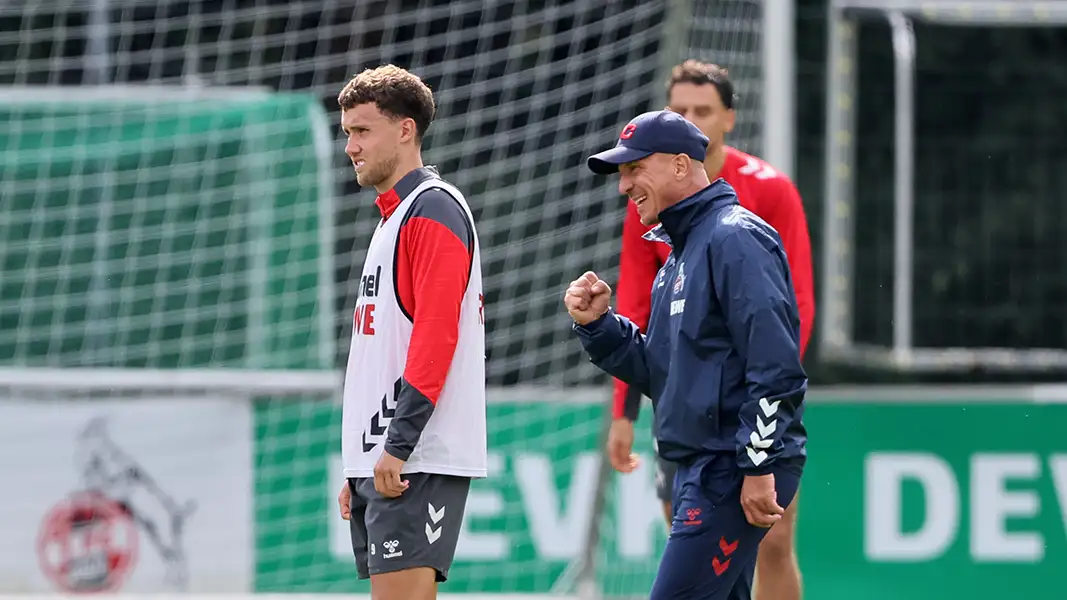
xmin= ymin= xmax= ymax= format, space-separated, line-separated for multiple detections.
xmin=606 ymin=418 xmax=641 ymax=473
xmin=741 ymin=473 xmax=784 ymax=528
xmin=374 ymin=451 xmax=409 ymax=498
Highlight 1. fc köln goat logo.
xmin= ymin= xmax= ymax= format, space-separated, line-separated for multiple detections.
xmin=36 ymin=418 xmax=196 ymax=593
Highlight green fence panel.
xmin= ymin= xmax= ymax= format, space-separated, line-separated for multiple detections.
xmin=254 ymin=394 xmax=1066 ymax=597
xmin=0 ymin=92 xmax=332 ymax=369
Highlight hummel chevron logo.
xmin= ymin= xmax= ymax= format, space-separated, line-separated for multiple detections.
xmin=425 ymin=522 xmax=442 ymax=544
xmin=719 ymin=537 xmax=739 ymax=556
xmin=362 ymin=378 xmax=402 ymax=452
xmin=759 ymin=397 xmax=780 ymax=417
xmin=746 ymin=447 xmax=768 ymax=466
xmin=738 ymin=156 xmax=778 ymax=180
xmin=428 ymin=503 xmax=445 ymax=524
xmin=361 ymin=414 xmax=388 ymax=452
xmin=747 ymin=399 xmax=780 ymax=466
xmin=749 ymin=431 xmax=772 ymax=449
xmin=384 ymin=378 xmax=401 ymax=416
xmin=369 ymin=413 xmax=387 ymax=436
xmin=756 ymin=416 xmax=776 ymax=438
xmin=425 ymin=503 xmax=446 ymax=544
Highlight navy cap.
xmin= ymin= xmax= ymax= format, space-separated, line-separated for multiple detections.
xmin=586 ymin=110 xmax=710 ymax=174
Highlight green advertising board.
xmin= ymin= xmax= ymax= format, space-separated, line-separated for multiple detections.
xmin=254 ymin=392 xmax=1067 ymax=598
xmin=255 ymin=400 xmax=667 ymax=594
xmin=799 ymin=399 xmax=1067 ymax=600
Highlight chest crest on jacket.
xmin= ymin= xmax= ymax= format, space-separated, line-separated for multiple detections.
xmin=672 ymin=262 xmax=686 ymax=295
xmin=669 ymin=262 xmax=686 ymax=316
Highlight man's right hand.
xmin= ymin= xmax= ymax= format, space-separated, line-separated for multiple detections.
xmin=606 ymin=418 xmax=640 ymax=473
xmin=338 ymin=481 xmax=352 ymax=521
xmin=741 ymin=473 xmax=784 ymax=528
xmin=564 ymin=271 xmax=612 ymax=325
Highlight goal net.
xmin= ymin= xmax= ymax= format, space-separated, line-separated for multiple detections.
xmin=0 ymin=88 xmax=335 ymax=371
xmin=820 ymin=0 xmax=1067 ymax=372
xmin=0 ymin=0 xmax=766 ymax=597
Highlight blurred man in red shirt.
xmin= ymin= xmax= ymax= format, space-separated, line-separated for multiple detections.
xmin=606 ymin=60 xmax=814 ymax=600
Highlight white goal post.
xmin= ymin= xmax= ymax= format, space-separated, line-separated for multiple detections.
xmin=820 ymin=0 xmax=1067 ymax=372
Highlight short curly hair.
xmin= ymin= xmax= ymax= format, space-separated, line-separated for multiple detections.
xmin=667 ymin=60 xmax=737 ymax=110
xmin=337 ymin=65 xmax=436 ymax=142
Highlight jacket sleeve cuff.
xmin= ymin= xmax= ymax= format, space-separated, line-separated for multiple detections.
xmin=739 ymin=462 xmax=777 ymax=476
xmin=572 ymin=309 xmax=611 ymax=333
xmin=571 ymin=309 xmax=621 ymax=359
xmin=621 ymin=385 xmax=642 ymax=421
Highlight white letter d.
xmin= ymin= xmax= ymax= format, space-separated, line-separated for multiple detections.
xmin=864 ymin=452 xmax=958 ymax=561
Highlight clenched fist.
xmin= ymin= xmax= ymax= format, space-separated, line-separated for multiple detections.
xmin=564 ymin=271 xmax=612 ymax=326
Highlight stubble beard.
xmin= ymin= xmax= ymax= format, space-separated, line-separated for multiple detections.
xmin=355 ymin=151 xmax=400 ymax=189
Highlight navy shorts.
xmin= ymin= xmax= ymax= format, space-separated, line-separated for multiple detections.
xmin=649 ymin=454 xmax=803 ymax=600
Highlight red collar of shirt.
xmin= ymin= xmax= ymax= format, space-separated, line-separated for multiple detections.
xmin=374 ymin=166 xmax=440 ymax=219
xmin=375 ymin=189 xmax=401 ymax=220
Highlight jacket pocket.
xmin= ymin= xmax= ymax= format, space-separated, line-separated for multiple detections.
xmin=698 ymin=453 xmax=743 ymax=506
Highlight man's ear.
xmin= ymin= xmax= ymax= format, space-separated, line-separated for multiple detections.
xmin=723 ymin=108 xmax=736 ymax=135
xmin=399 ymin=117 xmax=418 ymax=143
xmin=673 ymin=154 xmax=690 ymax=179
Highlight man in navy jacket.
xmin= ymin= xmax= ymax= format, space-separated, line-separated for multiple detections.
xmin=564 ymin=110 xmax=807 ymax=600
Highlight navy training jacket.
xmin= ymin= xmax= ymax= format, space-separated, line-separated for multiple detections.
xmin=573 ymin=179 xmax=808 ymax=474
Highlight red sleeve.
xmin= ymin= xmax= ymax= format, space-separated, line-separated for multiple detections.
xmin=611 ymin=201 xmax=664 ymax=419
xmin=398 ymin=199 xmax=472 ymax=403
xmin=761 ymin=179 xmax=816 ymax=358
xmin=385 ymin=190 xmax=473 ymax=460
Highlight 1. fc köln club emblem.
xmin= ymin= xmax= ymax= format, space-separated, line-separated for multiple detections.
xmin=35 ymin=417 xmax=197 ymax=593
xmin=36 ymin=491 xmax=139 ymax=593
xmin=673 ymin=262 xmax=686 ymax=294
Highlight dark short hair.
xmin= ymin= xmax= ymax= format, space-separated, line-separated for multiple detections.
xmin=667 ymin=60 xmax=737 ymax=110
xmin=337 ymin=64 xmax=436 ymax=141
